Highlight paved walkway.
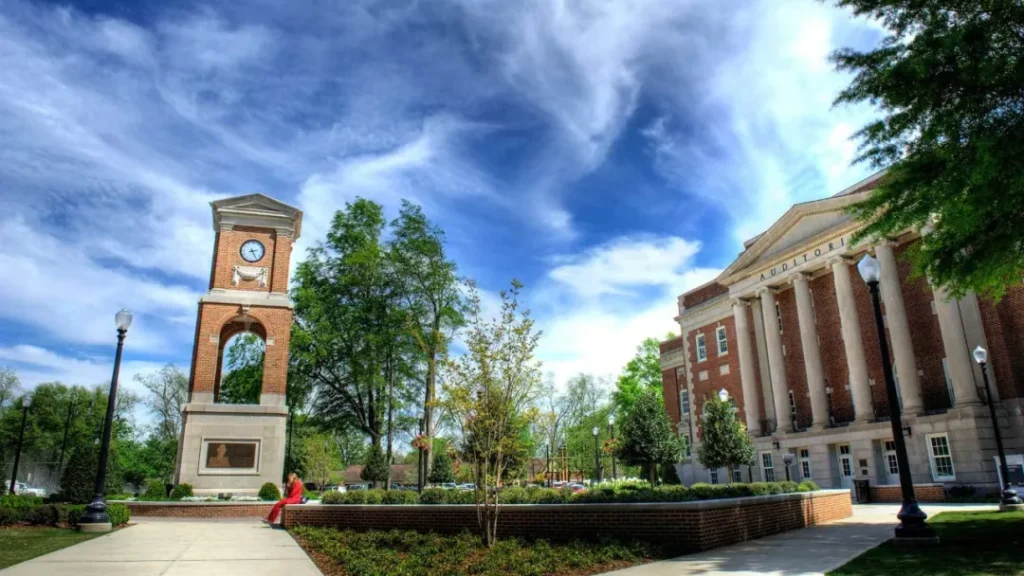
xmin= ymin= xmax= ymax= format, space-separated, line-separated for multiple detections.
xmin=0 ymin=517 xmax=322 ymax=576
xmin=599 ymin=504 xmax=996 ymax=576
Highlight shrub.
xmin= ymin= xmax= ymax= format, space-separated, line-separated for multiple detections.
xmin=343 ymin=490 xmax=368 ymax=505
xmin=949 ymin=484 xmax=975 ymax=498
xmin=0 ymin=507 xmax=20 ymax=526
xmin=445 ymin=490 xmax=475 ymax=504
xmin=498 ymin=487 xmax=530 ymax=504
xmin=419 ymin=488 xmax=446 ymax=504
xmin=107 ymin=503 xmax=130 ymax=526
xmin=0 ymin=495 xmax=44 ymax=509
xmin=64 ymin=504 xmax=85 ymax=526
xmin=25 ymin=504 xmax=61 ymax=526
xmin=169 ymin=483 xmax=194 ymax=500
xmin=60 ymin=444 xmax=122 ymax=504
xmin=778 ymin=481 xmax=799 ymax=494
xmin=382 ymin=490 xmax=418 ymax=505
xmin=531 ymin=488 xmax=571 ymax=504
xmin=798 ymin=480 xmax=820 ymax=492
xmin=258 ymin=482 xmax=282 ymax=501
xmin=321 ymin=491 xmax=345 ymax=504
xmin=362 ymin=489 xmax=385 ymax=505
xmin=688 ymin=483 xmax=715 ymax=500
xmin=144 ymin=479 xmax=168 ymax=500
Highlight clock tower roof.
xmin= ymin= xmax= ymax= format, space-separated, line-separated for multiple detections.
xmin=210 ymin=193 xmax=303 ymax=239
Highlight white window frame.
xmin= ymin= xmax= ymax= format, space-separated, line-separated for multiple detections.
xmin=775 ymin=303 xmax=783 ymax=334
xmin=696 ymin=333 xmax=707 ymax=362
xmin=760 ymin=451 xmax=775 ymax=482
xmin=926 ymin=433 xmax=956 ymax=481
xmin=716 ymin=326 xmax=729 ymax=355
xmin=682 ymin=433 xmax=692 ymax=457
xmin=732 ymin=465 xmax=743 ymax=483
xmin=883 ymin=440 xmax=899 ymax=477
xmin=799 ymin=448 xmax=812 ymax=479
xmin=681 ymin=389 xmax=690 ymax=415
xmin=709 ymin=469 xmax=719 ymax=484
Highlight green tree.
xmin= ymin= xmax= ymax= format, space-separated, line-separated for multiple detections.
xmin=390 ymin=201 xmax=465 ymax=485
xmin=300 ymin=433 xmax=341 ymax=494
xmin=219 ymin=334 xmax=264 ymax=404
xmin=614 ymin=389 xmax=682 ymax=484
xmin=60 ymin=443 xmax=122 ymax=503
xmin=440 ymin=280 xmax=543 ymax=547
xmin=135 ymin=364 xmax=188 ymax=440
xmin=360 ymin=443 xmax=389 ymax=488
xmin=613 ymin=337 xmax=666 ymax=416
xmin=428 ymin=448 xmax=455 ymax=484
xmin=831 ymin=0 xmax=1024 ymax=298
xmin=696 ymin=394 xmax=754 ymax=473
xmin=0 ymin=367 xmax=21 ymax=408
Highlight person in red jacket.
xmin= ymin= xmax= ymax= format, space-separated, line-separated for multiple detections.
xmin=266 ymin=472 xmax=303 ymax=525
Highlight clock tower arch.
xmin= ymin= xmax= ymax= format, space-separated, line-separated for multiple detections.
xmin=174 ymin=193 xmax=302 ymax=494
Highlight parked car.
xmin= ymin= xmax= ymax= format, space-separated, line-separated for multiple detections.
xmin=14 ymin=483 xmax=46 ymax=497
xmin=441 ymin=482 xmax=457 ymax=490
xmin=457 ymin=483 xmax=477 ymax=491
xmin=567 ymin=483 xmax=586 ymax=493
xmin=324 ymin=485 xmax=347 ymax=493
xmin=347 ymin=484 xmax=368 ymax=491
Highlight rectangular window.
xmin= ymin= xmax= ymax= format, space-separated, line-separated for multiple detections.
xmin=927 ymin=434 xmax=956 ymax=481
xmin=732 ymin=465 xmax=743 ymax=483
xmin=884 ymin=440 xmax=899 ymax=476
xmin=839 ymin=444 xmax=852 ymax=477
xmin=709 ymin=469 xmax=719 ymax=484
xmin=775 ymin=303 xmax=783 ymax=334
xmin=789 ymin=390 xmax=797 ymax=418
xmin=761 ymin=452 xmax=775 ymax=482
xmin=696 ymin=334 xmax=707 ymax=362
xmin=681 ymin=390 xmax=690 ymax=415
xmin=682 ymin=433 xmax=692 ymax=457
xmin=716 ymin=326 xmax=729 ymax=355
xmin=799 ymin=448 xmax=812 ymax=479
xmin=941 ymin=358 xmax=955 ymax=406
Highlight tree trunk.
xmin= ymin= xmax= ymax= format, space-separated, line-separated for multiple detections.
xmin=386 ymin=358 xmax=395 ymax=491
xmin=424 ymin=355 xmax=436 ymax=478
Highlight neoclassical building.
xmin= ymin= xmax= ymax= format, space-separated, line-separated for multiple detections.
xmin=661 ymin=171 xmax=1024 ymax=495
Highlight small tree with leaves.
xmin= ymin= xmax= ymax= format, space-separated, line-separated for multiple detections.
xmin=428 ymin=448 xmax=455 ymax=484
xmin=300 ymin=433 xmax=340 ymax=494
xmin=440 ymin=279 xmax=542 ymax=547
xmin=614 ymin=388 xmax=682 ymax=484
xmin=360 ymin=443 xmax=389 ymax=488
xmin=696 ymin=394 xmax=755 ymax=474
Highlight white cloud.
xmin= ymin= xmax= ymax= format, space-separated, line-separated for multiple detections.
xmin=0 ymin=344 xmax=175 ymax=396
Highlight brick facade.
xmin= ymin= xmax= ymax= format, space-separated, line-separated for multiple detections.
xmin=124 ymin=502 xmax=274 ymax=518
xmin=869 ymin=484 xmax=946 ymax=503
xmin=282 ymin=490 xmax=852 ymax=553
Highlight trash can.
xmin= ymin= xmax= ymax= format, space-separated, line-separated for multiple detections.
xmin=853 ymin=479 xmax=871 ymax=503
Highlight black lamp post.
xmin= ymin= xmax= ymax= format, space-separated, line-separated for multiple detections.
xmin=545 ymin=444 xmax=551 ymax=487
xmin=9 ymin=399 xmax=30 ymax=494
xmin=783 ymin=453 xmax=794 ymax=482
xmin=608 ymin=415 xmax=616 ymax=481
xmin=592 ymin=426 xmax=601 ymax=484
xmin=972 ymin=346 xmax=1023 ymax=511
xmin=79 ymin=308 xmax=132 ymax=533
xmin=857 ymin=255 xmax=936 ymax=542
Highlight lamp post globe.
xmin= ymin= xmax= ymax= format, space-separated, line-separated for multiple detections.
xmin=972 ymin=346 xmax=1023 ymax=510
xmin=718 ymin=388 xmax=729 ymax=402
xmin=608 ymin=414 xmax=616 ymax=481
xmin=858 ymin=255 xmax=936 ymax=542
xmin=79 ymin=308 xmax=132 ymax=533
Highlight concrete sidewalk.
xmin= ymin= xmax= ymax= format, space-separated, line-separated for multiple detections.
xmin=599 ymin=504 xmax=996 ymax=576
xmin=0 ymin=517 xmax=322 ymax=576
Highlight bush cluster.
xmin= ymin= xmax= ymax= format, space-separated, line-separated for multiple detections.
xmin=317 ymin=481 xmax=818 ymax=506
xmin=144 ymin=479 xmax=168 ymax=500
xmin=0 ymin=496 xmax=130 ymax=528
xmin=258 ymin=482 xmax=282 ymax=501
xmin=169 ymin=483 xmax=194 ymax=500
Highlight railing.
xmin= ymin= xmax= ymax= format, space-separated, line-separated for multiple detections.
xmin=790 ymin=414 xmax=813 ymax=433
xmin=758 ymin=418 xmax=777 ymax=437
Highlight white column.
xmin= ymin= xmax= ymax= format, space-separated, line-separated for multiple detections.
xmin=958 ymin=292 xmax=998 ymax=401
xmin=830 ymin=256 xmax=874 ymax=422
xmin=732 ymin=299 xmax=762 ymax=434
xmin=791 ymin=273 xmax=829 ymax=428
xmin=875 ymin=242 xmax=923 ymax=413
xmin=750 ymin=299 xmax=777 ymax=422
xmin=758 ymin=288 xmax=791 ymax=432
xmin=932 ymin=287 xmax=981 ymax=406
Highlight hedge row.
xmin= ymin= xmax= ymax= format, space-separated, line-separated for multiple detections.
xmin=0 ymin=496 xmax=130 ymax=527
xmin=319 ymin=481 xmax=820 ymax=506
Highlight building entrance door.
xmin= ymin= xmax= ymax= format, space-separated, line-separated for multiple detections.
xmin=838 ymin=444 xmax=854 ymax=490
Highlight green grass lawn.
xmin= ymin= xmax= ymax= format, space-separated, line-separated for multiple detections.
xmin=0 ymin=527 xmax=99 ymax=569
xmin=829 ymin=510 xmax=1024 ymax=576
xmin=292 ymin=527 xmax=672 ymax=576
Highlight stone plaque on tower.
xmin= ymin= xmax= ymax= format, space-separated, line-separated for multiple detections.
xmin=174 ymin=194 xmax=302 ymax=495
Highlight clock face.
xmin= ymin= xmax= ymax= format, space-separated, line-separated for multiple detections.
xmin=240 ymin=240 xmax=266 ymax=263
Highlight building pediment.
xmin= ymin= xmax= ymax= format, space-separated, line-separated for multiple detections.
xmin=211 ymin=193 xmax=303 ymax=238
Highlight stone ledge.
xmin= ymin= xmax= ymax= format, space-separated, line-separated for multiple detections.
xmin=183 ymin=403 xmax=288 ymax=416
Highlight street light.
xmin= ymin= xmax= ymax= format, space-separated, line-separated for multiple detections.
xmin=858 ymin=255 xmax=936 ymax=542
xmin=608 ymin=415 xmax=616 ymax=481
xmin=79 ymin=309 xmax=132 ymax=533
xmin=9 ymin=397 xmax=31 ymax=495
xmin=718 ymin=388 xmax=729 ymax=402
xmin=592 ymin=426 xmax=601 ymax=484
xmin=783 ymin=453 xmax=795 ymax=482
xmin=972 ymin=346 xmax=1023 ymax=511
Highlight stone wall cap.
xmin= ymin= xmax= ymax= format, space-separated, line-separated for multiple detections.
xmin=183 ymin=403 xmax=289 ymax=416
xmin=118 ymin=501 xmax=274 ymax=506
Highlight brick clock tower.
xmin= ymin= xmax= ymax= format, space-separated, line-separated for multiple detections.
xmin=174 ymin=194 xmax=302 ymax=495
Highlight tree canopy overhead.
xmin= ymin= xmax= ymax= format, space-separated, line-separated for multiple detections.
xmin=831 ymin=0 xmax=1024 ymax=298
xmin=613 ymin=337 xmax=665 ymax=416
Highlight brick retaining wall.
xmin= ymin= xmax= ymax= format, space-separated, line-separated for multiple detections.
xmin=122 ymin=501 xmax=274 ymax=518
xmin=282 ymin=490 xmax=851 ymax=553
xmin=869 ymin=484 xmax=946 ymax=503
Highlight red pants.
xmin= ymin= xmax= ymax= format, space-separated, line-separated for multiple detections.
xmin=267 ymin=497 xmax=300 ymax=523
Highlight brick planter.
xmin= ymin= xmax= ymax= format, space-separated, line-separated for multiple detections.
xmin=282 ymin=490 xmax=851 ymax=553
xmin=869 ymin=483 xmax=946 ymax=503
xmin=121 ymin=501 xmax=274 ymax=518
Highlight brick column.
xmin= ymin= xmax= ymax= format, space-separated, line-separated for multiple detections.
xmin=758 ymin=287 xmax=791 ymax=432
xmin=732 ymin=299 xmax=762 ymax=433
xmin=830 ymin=256 xmax=874 ymax=422
xmin=875 ymin=242 xmax=923 ymax=413
xmin=932 ymin=287 xmax=981 ymax=406
xmin=791 ymin=273 xmax=829 ymax=429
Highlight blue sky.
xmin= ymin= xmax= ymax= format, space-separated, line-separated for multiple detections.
xmin=0 ymin=0 xmax=884 ymax=405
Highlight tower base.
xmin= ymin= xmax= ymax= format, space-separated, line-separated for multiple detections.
xmin=175 ymin=398 xmax=287 ymax=496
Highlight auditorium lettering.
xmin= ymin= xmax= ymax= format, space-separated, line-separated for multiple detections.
xmin=758 ymin=235 xmax=848 ymax=281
